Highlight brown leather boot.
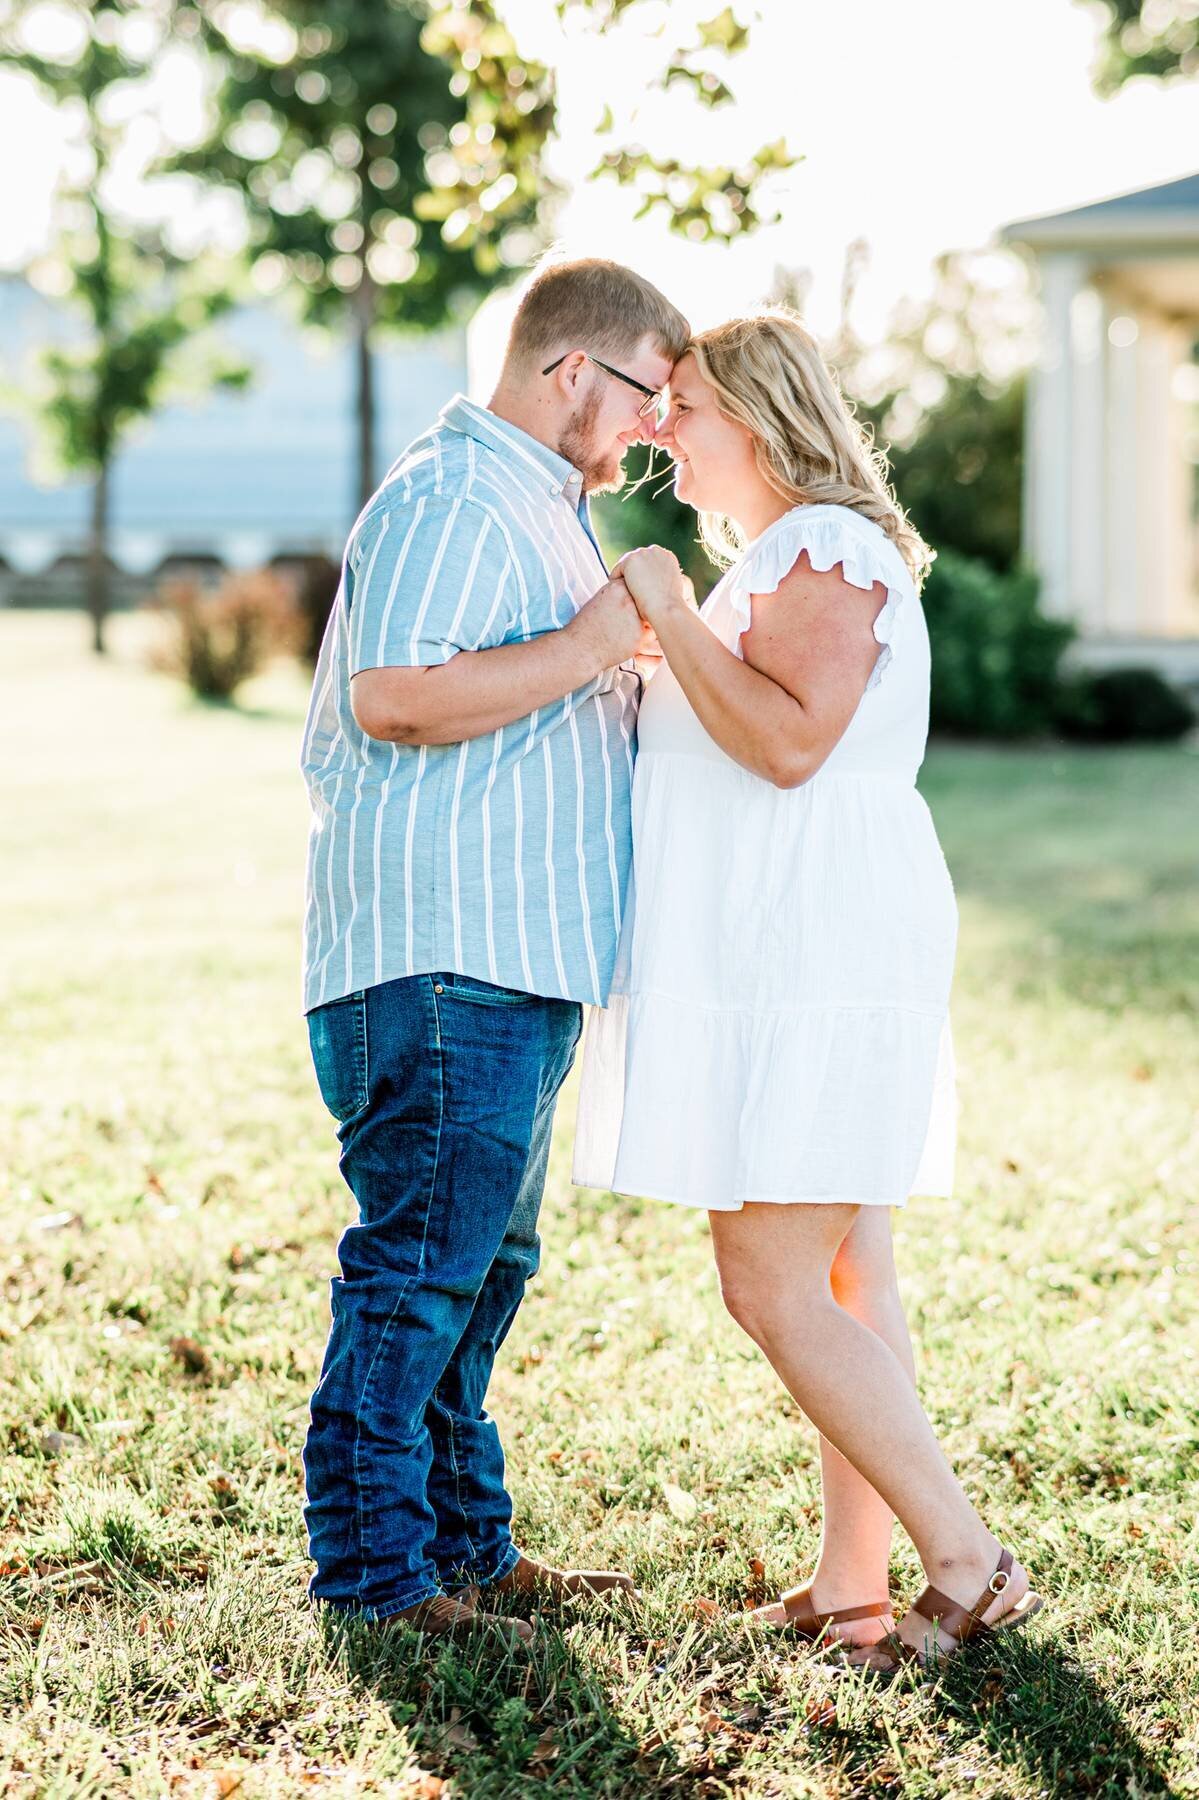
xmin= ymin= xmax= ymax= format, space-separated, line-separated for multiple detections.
xmin=490 ymin=1552 xmax=636 ymax=1599
xmin=385 ymin=1589 xmax=534 ymax=1645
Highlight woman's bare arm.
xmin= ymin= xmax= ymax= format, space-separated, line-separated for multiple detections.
xmin=624 ymin=547 xmax=886 ymax=788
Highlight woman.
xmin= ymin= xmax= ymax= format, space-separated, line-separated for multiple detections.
xmin=572 ymin=309 xmax=1043 ymax=1673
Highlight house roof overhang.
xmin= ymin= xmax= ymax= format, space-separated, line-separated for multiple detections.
xmin=1002 ymin=171 xmax=1199 ymax=255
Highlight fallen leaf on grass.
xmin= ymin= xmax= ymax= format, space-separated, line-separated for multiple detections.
xmin=748 ymin=1557 xmax=766 ymax=1582
xmin=694 ymin=1597 xmax=721 ymax=1621
xmin=40 ymin=1558 xmax=108 ymax=1593
xmin=38 ymin=1431 xmax=84 ymax=1456
xmin=528 ymin=1726 xmax=559 ymax=1773
xmin=135 ymin=1612 xmax=176 ymax=1637
xmin=210 ymin=1775 xmax=244 ymax=1797
xmin=698 ymin=1709 xmax=722 ymax=1734
xmin=443 ymin=1708 xmax=478 ymax=1754
xmin=170 ymin=1337 xmax=213 ymax=1378
xmin=661 ymin=1481 xmax=698 ymax=1523
xmin=803 ymin=1695 xmax=838 ymax=1728
xmin=410 ymin=1779 xmax=448 ymax=1799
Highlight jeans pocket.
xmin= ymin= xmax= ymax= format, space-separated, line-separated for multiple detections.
xmin=436 ymin=972 xmax=540 ymax=1008
xmin=307 ymin=990 xmax=369 ymax=1122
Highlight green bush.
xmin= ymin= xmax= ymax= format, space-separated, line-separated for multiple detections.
xmin=923 ymin=550 xmax=1075 ymax=736
xmin=1056 ymin=666 xmax=1197 ymax=742
xmin=859 ymin=374 xmax=1025 ymax=575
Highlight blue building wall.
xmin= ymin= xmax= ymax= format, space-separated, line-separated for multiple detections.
xmin=0 ymin=278 xmax=468 ymax=578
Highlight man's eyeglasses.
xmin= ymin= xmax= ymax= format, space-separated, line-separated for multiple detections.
xmin=541 ymin=352 xmax=663 ymax=421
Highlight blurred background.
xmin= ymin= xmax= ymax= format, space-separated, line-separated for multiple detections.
xmin=1 ymin=0 xmax=1198 ymax=741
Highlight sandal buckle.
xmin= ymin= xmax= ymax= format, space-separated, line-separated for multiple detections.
xmin=988 ymin=1570 xmax=1010 ymax=1595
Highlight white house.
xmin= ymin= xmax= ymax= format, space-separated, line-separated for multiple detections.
xmin=1004 ymin=172 xmax=1199 ymax=680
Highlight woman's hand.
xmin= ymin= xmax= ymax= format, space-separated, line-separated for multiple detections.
xmin=618 ymin=546 xmax=694 ymax=629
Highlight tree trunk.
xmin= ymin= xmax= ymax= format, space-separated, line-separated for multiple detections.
xmin=354 ymin=273 xmax=378 ymax=509
xmin=86 ymin=458 xmax=110 ymax=656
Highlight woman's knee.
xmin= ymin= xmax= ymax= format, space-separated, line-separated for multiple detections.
xmin=829 ymin=1211 xmax=897 ymax=1308
xmin=716 ymin=1264 xmax=822 ymax=1349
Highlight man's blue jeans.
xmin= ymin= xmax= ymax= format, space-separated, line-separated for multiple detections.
xmin=304 ymin=971 xmax=583 ymax=1619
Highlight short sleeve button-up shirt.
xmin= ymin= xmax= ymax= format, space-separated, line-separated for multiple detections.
xmin=300 ymin=395 xmax=640 ymax=1013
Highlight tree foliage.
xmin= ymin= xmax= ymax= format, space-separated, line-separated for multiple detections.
xmin=175 ymin=0 xmax=794 ymax=504
xmin=1078 ymin=0 xmax=1199 ymax=91
xmin=837 ymin=251 xmax=1039 ymax=572
xmin=1 ymin=0 xmax=247 ymax=651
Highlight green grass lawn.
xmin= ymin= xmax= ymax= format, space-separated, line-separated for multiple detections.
xmin=2 ymin=611 xmax=1197 ymax=1799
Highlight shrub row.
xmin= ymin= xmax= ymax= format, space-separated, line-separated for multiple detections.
xmin=148 ymin=552 xmax=1195 ymax=744
xmin=924 ymin=551 xmax=1196 ymax=742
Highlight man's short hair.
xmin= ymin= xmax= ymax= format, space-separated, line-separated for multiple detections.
xmin=505 ymin=256 xmax=690 ymax=377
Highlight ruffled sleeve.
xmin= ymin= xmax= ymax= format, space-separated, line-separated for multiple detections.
xmin=723 ymin=506 xmax=913 ymax=692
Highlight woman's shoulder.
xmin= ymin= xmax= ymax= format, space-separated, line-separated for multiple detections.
xmin=738 ymin=504 xmax=910 ymax=599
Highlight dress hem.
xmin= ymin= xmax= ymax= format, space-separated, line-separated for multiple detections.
xmin=571 ymin=1176 xmax=927 ymax=1211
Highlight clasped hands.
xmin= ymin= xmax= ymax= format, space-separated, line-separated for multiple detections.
xmin=600 ymin=545 xmax=696 ymax=667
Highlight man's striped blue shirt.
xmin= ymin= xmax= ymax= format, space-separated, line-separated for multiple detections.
xmin=300 ymin=395 xmax=640 ymax=1013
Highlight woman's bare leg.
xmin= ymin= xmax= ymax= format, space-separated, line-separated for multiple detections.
xmin=710 ymin=1201 xmax=1031 ymax=1657
xmin=750 ymin=1209 xmax=914 ymax=1644
xmin=813 ymin=1209 xmax=916 ymax=1602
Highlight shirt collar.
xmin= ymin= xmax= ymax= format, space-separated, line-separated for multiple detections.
xmin=439 ymin=394 xmax=585 ymax=504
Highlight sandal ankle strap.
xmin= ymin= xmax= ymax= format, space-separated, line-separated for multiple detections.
xmin=912 ymin=1547 xmax=1014 ymax=1645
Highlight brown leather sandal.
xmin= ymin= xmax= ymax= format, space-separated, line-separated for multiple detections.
xmin=848 ymin=1547 xmax=1044 ymax=1678
xmin=744 ymin=1583 xmax=893 ymax=1644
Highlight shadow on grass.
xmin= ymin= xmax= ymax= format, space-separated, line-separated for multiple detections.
xmin=331 ymin=1607 xmax=683 ymax=1800
xmin=184 ymin=692 xmax=308 ymax=727
xmin=823 ymin=1631 xmax=1177 ymax=1799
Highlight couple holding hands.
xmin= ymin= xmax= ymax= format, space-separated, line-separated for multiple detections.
xmin=299 ymin=255 xmax=1043 ymax=1676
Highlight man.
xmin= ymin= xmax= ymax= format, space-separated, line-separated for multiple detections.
xmin=300 ymin=257 xmax=689 ymax=1641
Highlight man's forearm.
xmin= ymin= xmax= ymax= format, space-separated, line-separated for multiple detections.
xmin=352 ymin=617 xmax=609 ymax=747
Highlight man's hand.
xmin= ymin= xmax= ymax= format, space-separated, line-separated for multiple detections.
xmin=617 ymin=546 xmax=694 ymax=629
xmin=565 ymin=575 xmax=645 ymax=669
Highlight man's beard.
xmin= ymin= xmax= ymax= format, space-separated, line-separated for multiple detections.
xmin=557 ymin=388 xmax=627 ymax=495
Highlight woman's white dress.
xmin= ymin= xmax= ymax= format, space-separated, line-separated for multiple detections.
xmin=572 ymin=503 xmax=958 ymax=1211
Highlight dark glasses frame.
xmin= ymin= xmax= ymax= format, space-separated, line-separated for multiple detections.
xmin=541 ymin=352 xmax=662 ymax=419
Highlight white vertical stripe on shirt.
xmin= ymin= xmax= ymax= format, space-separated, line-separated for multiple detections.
xmin=314 ymin=767 xmax=348 ymax=1005
xmin=568 ymin=710 xmax=601 ymax=998
xmin=350 ymin=511 xmax=392 ymax=670
xmin=597 ymin=697 xmax=621 ymax=928
xmin=448 ymin=737 xmax=470 ymax=969
xmin=374 ymin=497 xmax=428 ymax=666
xmin=407 ymin=501 xmax=462 ymax=661
xmin=542 ymin=737 xmax=569 ymax=995
xmin=403 ymin=744 xmax=429 ymax=970
xmin=341 ymin=760 xmax=369 ymax=993
xmin=480 ymin=728 xmax=504 ymax=984
xmin=511 ymin=760 xmax=534 ymax=992
xmin=371 ymin=743 xmax=399 ymax=986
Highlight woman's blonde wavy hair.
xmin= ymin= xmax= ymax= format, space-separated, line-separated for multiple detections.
xmin=686 ymin=308 xmax=933 ymax=588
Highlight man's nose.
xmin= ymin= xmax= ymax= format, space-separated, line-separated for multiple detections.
xmin=633 ymin=412 xmax=660 ymax=447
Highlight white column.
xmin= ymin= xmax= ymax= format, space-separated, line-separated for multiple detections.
xmin=1104 ymin=309 xmax=1141 ymax=635
xmin=1025 ymin=255 xmax=1084 ymax=619
xmin=1134 ymin=314 xmax=1179 ymax=636
xmin=1068 ymin=284 xmax=1107 ymax=633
